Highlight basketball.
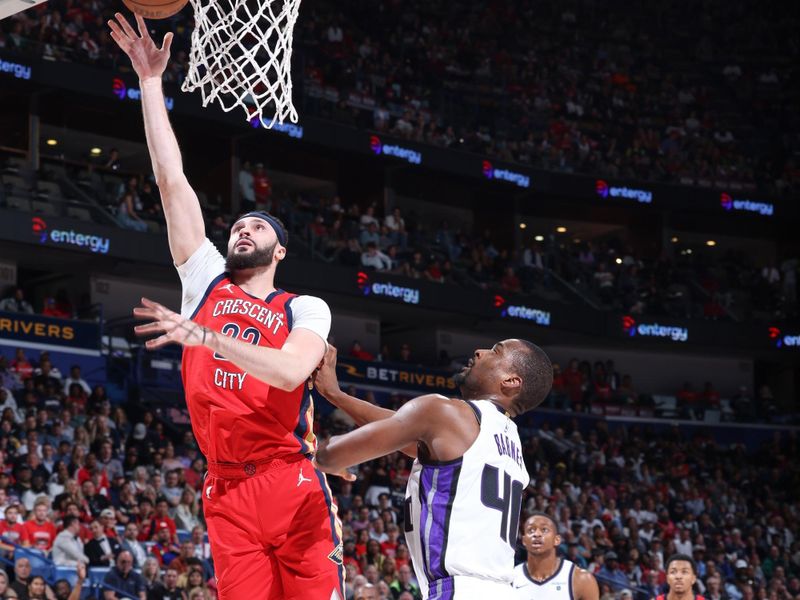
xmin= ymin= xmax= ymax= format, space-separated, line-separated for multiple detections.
xmin=121 ymin=0 xmax=189 ymax=19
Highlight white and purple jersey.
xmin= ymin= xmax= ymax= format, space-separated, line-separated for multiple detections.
xmin=404 ymin=400 xmax=530 ymax=599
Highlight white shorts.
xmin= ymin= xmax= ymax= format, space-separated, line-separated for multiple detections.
xmin=425 ymin=575 xmax=516 ymax=599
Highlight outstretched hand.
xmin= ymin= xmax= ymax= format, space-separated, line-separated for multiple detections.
xmin=108 ymin=12 xmax=173 ymax=81
xmin=133 ymin=297 xmax=207 ymax=350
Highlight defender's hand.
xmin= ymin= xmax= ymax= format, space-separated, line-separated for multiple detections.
xmin=313 ymin=345 xmax=342 ymax=400
xmin=108 ymin=12 xmax=173 ymax=81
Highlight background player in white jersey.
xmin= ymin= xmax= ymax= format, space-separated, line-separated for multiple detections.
xmin=513 ymin=513 xmax=598 ymax=600
xmin=314 ymin=340 xmax=553 ymax=599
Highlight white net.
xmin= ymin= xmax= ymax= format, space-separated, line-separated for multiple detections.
xmin=182 ymin=0 xmax=301 ymax=128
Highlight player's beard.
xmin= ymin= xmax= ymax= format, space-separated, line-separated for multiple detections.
xmin=226 ymin=241 xmax=277 ymax=272
xmin=453 ymin=367 xmax=476 ymax=396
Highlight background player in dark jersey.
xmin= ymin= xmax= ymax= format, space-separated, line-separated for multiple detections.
xmin=109 ymin=13 xmax=349 ymax=600
xmin=513 ymin=512 xmax=599 ymax=600
xmin=313 ymin=342 xmax=552 ymax=598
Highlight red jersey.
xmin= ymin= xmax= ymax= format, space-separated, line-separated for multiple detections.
xmin=181 ymin=279 xmax=316 ymax=464
xmin=22 ymin=520 xmax=57 ymax=551
xmin=0 ymin=520 xmax=29 ymax=545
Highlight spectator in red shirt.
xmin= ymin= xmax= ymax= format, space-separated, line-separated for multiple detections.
xmin=145 ymin=498 xmax=178 ymax=543
xmin=42 ymin=297 xmax=70 ymax=319
xmin=0 ymin=504 xmax=30 ymax=546
xmin=99 ymin=508 xmax=119 ymax=538
xmin=150 ymin=523 xmax=181 ymax=566
xmin=22 ymin=497 xmax=57 ymax=551
xmin=10 ymin=348 xmax=34 ymax=381
xmin=349 ymin=341 xmax=375 ymax=361
xmin=563 ymin=358 xmax=584 ymax=404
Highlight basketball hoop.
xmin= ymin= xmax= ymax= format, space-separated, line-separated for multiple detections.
xmin=181 ymin=0 xmax=301 ymax=128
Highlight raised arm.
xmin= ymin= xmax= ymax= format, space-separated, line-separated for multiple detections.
xmin=313 ymin=345 xmax=417 ymax=458
xmin=108 ymin=13 xmax=205 ymax=265
xmin=314 ymin=346 xmax=398 ymax=426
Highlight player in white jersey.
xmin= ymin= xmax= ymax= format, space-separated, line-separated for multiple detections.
xmin=314 ymin=339 xmax=553 ymax=599
xmin=513 ymin=513 xmax=598 ymax=600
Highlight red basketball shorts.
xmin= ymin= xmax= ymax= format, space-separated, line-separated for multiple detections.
xmin=203 ymin=454 xmax=344 ymax=600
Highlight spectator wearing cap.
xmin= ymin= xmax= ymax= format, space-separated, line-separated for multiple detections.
xmin=103 ymin=550 xmax=146 ymax=600
xmin=598 ymin=551 xmax=629 ymax=591
xmin=150 ymin=523 xmax=181 ymax=567
xmin=52 ymin=515 xmax=89 ymax=567
xmin=99 ymin=508 xmax=118 ymax=538
xmin=85 ymin=519 xmax=121 ymax=567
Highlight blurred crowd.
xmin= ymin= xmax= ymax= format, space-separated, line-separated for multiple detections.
xmin=1 ymin=0 xmax=799 ymax=197
xmin=0 ymin=340 xmax=797 ymax=599
xmin=318 ymin=394 xmax=800 ymax=600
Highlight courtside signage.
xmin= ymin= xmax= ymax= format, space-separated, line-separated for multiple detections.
xmin=596 ymin=180 xmax=653 ymax=204
xmin=720 ymin=193 xmax=773 ymax=216
xmin=32 ymin=217 xmax=110 ymax=254
xmin=112 ymin=78 xmax=174 ymax=111
xmin=482 ymin=161 xmax=530 ymax=189
xmin=0 ymin=59 xmax=32 ymax=80
xmin=494 ymin=295 xmax=550 ymax=326
xmin=369 ymin=136 xmax=422 ymax=165
xmin=357 ymin=271 xmax=420 ymax=305
xmin=622 ymin=315 xmax=687 ymax=342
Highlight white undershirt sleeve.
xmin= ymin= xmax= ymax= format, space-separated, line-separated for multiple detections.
xmin=175 ymin=239 xmax=227 ymax=318
xmin=288 ymin=295 xmax=331 ymax=344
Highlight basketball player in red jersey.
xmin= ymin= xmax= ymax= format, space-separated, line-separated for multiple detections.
xmin=108 ymin=13 xmax=348 ymax=600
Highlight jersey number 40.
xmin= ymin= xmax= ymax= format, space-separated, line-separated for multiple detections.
xmin=481 ymin=464 xmax=523 ymax=548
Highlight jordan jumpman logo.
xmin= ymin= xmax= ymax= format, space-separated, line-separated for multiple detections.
xmin=297 ymin=469 xmax=313 ymax=487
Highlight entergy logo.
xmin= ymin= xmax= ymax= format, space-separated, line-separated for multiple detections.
xmin=356 ymin=271 xmax=419 ymax=304
xmin=31 ymin=217 xmax=111 ymax=254
xmin=720 ymin=192 xmax=773 ymax=216
xmin=595 ymin=179 xmax=652 ymax=204
xmin=770 ymin=326 xmax=800 ymax=348
xmin=368 ymin=136 xmax=421 ymax=165
xmin=31 ymin=217 xmax=48 ymax=243
xmin=622 ymin=315 xmax=687 ymax=342
xmin=113 ymin=77 xmax=174 ymax=111
xmin=495 ymin=295 xmax=550 ymax=326
xmin=482 ymin=161 xmax=530 ymax=189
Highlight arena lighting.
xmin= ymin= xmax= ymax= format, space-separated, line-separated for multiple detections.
xmin=556 ymin=226 xmax=567 ymax=233
xmin=519 ymin=223 xmax=527 ymax=229
xmin=534 ymin=235 xmax=544 ymax=242
xmin=90 ymin=148 xmax=102 ymax=156
xmin=615 ymin=258 xmax=623 ymax=265
xmin=671 ymin=236 xmax=679 ymax=243
xmin=45 ymin=139 xmax=58 ymax=146
xmin=706 ymin=240 xmax=717 ymax=247
xmin=687 ymin=249 xmax=693 ymax=254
